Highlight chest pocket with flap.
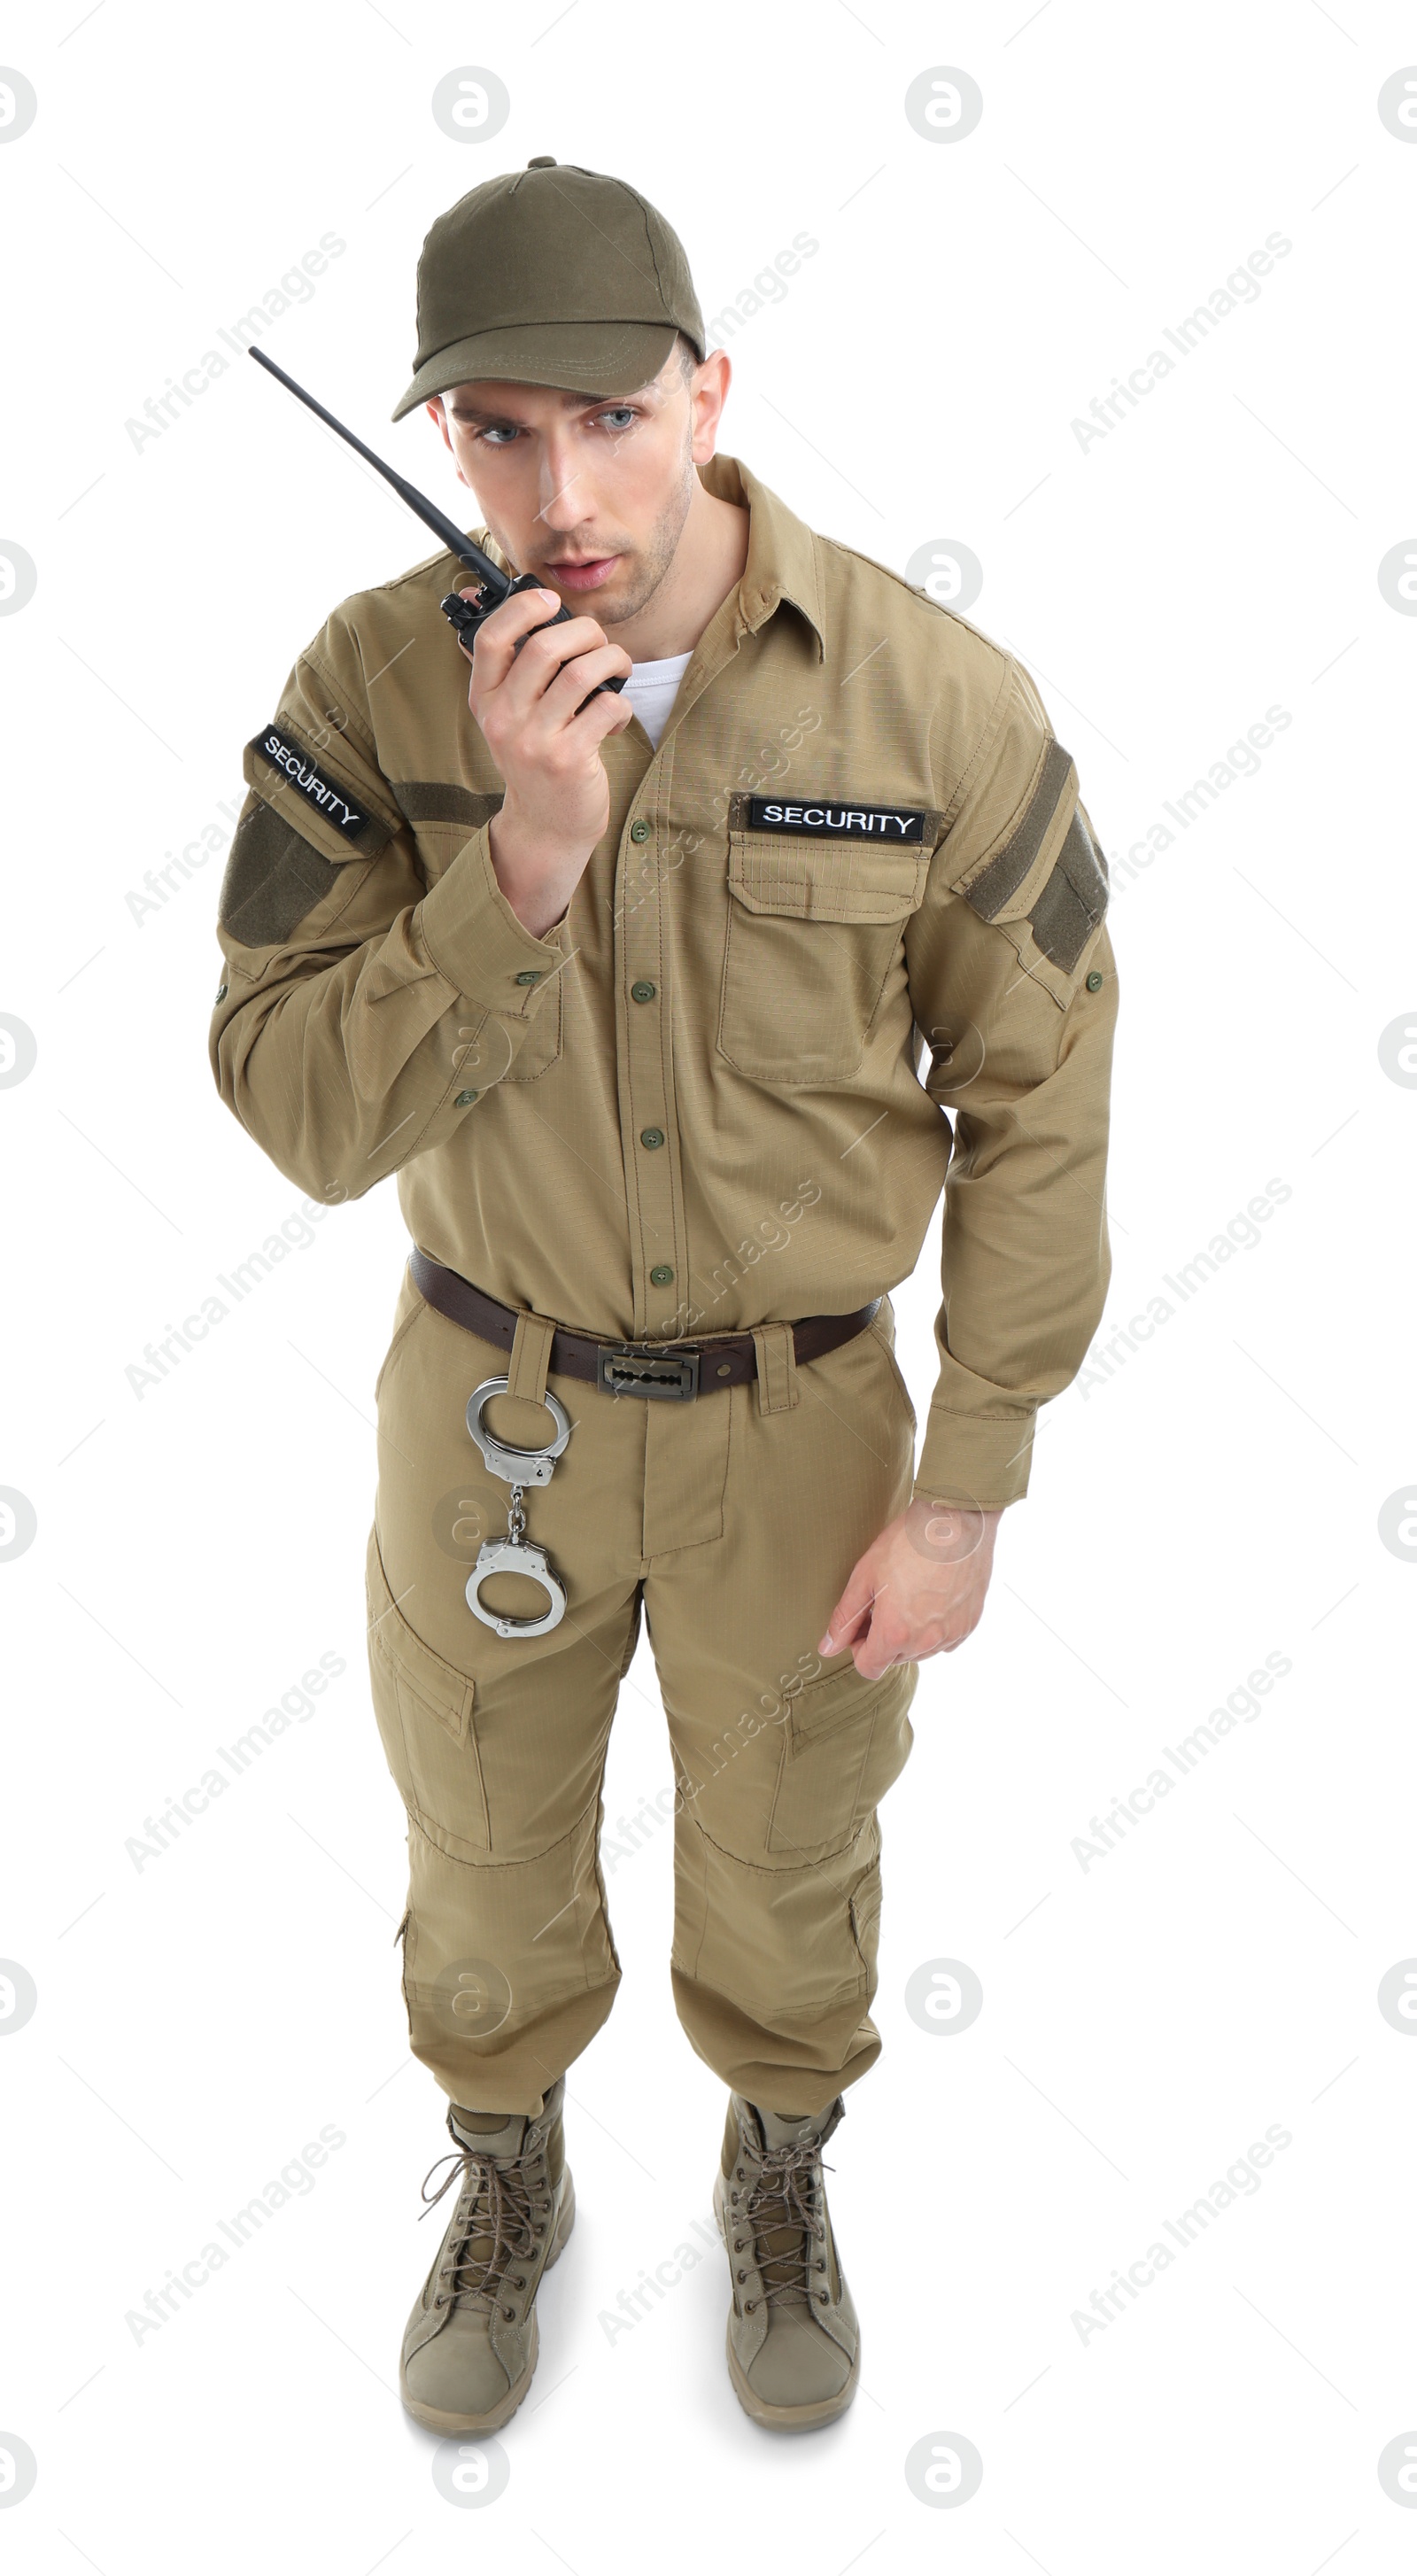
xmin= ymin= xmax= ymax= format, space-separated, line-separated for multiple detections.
xmin=716 ymin=796 xmax=941 ymax=1084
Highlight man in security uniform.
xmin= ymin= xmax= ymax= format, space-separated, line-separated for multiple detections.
xmin=209 ymin=159 xmax=1118 ymax=2437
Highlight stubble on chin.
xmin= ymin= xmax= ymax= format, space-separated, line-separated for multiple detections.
xmin=562 ymin=450 xmax=696 ymax=631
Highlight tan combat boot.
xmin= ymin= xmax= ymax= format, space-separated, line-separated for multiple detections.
xmin=712 ymin=2091 xmax=860 ymax=2429
xmin=399 ymin=2077 xmax=574 ymax=2434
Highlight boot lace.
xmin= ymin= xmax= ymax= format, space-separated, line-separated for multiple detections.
xmin=418 ymin=2138 xmax=548 ymax=2318
xmin=735 ymin=2138 xmax=833 ymax=2310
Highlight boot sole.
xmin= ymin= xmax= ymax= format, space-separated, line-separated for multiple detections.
xmin=399 ymin=2170 xmax=576 ymax=2437
xmin=712 ymin=2169 xmax=860 ymax=2432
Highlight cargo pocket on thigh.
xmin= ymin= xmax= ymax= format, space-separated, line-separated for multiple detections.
xmin=393 ymin=1904 xmax=415 ymax=2038
xmin=848 ymin=1837 xmax=884 ymax=1984
xmin=766 ymin=1659 xmax=915 ymax=1859
xmin=366 ymin=1525 xmax=491 ymax=1861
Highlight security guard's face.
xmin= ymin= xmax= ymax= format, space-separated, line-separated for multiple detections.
xmin=428 ymin=345 xmax=730 ymax=630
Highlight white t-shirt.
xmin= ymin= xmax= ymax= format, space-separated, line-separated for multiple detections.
xmin=620 ymin=649 xmax=693 ymax=750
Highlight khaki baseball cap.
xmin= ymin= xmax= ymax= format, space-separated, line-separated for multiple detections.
xmin=391 ymin=156 xmax=706 ymax=422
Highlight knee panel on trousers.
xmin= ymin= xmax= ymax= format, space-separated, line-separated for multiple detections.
xmin=672 ymin=1803 xmax=885 ymax=2022
xmin=398 ymin=1798 xmax=622 ymax=2101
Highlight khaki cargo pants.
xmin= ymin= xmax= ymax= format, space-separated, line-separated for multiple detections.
xmin=366 ymin=1261 xmax=919 ymax=2119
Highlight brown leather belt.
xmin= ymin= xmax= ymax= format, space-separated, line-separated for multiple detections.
xmin=407 ymin=1248 xmax=880 ymax=1403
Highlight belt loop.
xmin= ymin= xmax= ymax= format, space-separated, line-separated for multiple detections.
xmin=507 ymin=1308 xmax=558 ymax=1408
xmin=750 ymin=1321 xmax=799 ymax=1416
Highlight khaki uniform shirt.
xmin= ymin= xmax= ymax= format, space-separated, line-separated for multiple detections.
xmin=209 ymin=451 xmax=1118 ymax=1509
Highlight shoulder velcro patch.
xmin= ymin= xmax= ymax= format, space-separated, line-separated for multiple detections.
xmin=1027 ymin=806 xmax=1109 ymax=973
xmin=248 ymin=725 xmax=378 ymax=842
xmin=957 ymin=734 xmax=1109 ymax=978
xmin=961 ymin=739 xmax=1074 ymax=921
xmin=218 ymin=801 xmax=360 ymax=947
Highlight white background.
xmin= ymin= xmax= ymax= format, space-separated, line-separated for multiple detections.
xmin=2 ymin=1 xmax=1413 ymax=2565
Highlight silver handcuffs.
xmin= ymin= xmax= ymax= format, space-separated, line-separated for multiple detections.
xmin=463 ymin=1377 xmax=571 ymax=1639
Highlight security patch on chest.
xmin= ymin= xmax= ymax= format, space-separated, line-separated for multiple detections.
xmin=747 ymin=796 xmax=926 ymax=842
xmin=248 ymin=725 xmax=374 ymax=842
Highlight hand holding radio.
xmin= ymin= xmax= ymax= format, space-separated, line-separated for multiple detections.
xmin=457 ymin=584 xmax=634 ymax=928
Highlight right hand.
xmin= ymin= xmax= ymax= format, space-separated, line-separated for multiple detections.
xmin=460 ymin=584 xmax=634 ymax=936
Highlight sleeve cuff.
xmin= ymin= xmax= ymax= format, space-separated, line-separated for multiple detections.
xmin=912 ymin=1401 xmax=1038 ymax=1511
xmin=417 ymin=826 xmax=567 ymax=1011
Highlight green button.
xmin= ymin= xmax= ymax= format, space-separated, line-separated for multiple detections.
xmin=454 ymin=1090 xmax=480 ymax=1106
xmin=639 ymin=1127 xmax=664 ymax=1149
xmin=630 ymin=819 xmax=650 ymax=842
xmin=631 ymin=980 xmax=656 ymax=1003
xmin=650 ymin=1264 xmax=674 ymax=1285
xmin=515 ymin=969 xmax=541 ymax=985
xmin=1085 ymin=970 xmax=1103 ymax=991
xmin=214 ymin=984 xmax=228 ymax=1003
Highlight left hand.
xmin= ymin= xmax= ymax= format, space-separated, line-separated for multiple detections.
xmin=817 ymin=1494 xmax=1004 ymax=1680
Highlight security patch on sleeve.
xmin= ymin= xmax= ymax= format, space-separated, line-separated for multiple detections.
xmin=747 ymin=796 xmax=926 ymax=842
xmin=248 ymin=724 xmax=376 ymax=842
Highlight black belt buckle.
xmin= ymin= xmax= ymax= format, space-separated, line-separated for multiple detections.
xmin=596 ymin=1340 xmax=701 ymax=1401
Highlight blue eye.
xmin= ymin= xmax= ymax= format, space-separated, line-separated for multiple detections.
xmin=468 ymin=409 xmax=636 ymax=446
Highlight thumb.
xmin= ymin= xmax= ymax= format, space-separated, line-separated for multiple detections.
xmin=817 ymin=1573 xmax=875 ymax=1657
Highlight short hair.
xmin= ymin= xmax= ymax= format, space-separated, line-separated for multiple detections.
xmin=672 ymin=329 xmax=700 ymax=385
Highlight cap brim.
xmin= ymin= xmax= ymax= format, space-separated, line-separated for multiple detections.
xmin=391 ymin=319 xmax=678 ymax=421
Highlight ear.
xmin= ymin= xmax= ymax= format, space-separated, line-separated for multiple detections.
xmin=689 ymin=348 xmax=732 ymax=465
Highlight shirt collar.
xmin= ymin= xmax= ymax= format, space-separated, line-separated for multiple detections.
xmin=696 ymin=450 xmax=825 ymax=662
